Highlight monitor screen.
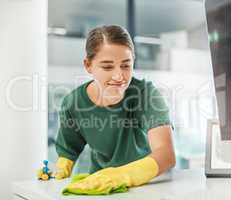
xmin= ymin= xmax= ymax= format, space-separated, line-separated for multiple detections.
xmin=205 ymin=0 xmax=231 ymax=140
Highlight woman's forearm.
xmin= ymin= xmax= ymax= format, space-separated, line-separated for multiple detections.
xmin=149 ymin=145 xmax=176 ymax=175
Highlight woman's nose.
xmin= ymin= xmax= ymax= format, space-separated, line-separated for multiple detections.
xmin=112 ymin=71 xmax=123 ymax=81
xmin=112 ymin=70 xmax=123 ymax=81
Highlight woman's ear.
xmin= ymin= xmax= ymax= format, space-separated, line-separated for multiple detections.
xmin=84 ymin=58 xmax=92 ymax=74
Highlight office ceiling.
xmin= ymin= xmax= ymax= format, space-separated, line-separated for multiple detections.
xmin=48 ymin=0 xmax=214 ymax=36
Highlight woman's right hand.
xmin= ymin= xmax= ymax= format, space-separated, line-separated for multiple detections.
xmin=54 ymin=157 xmax=74 ymax=180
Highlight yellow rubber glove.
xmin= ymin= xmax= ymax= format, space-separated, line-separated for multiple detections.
xmin=55 ymin=157 xmax=74 ymax=180
xmin=62 ymin=156 xmax=159 ymax=195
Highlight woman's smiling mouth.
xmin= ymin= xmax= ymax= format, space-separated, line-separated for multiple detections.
xmin=107 ymin=82 xmax=127 ymax=87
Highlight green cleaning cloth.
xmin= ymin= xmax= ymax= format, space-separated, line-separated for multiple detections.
xmin=62 ymin=173 xmax=128 ymax=195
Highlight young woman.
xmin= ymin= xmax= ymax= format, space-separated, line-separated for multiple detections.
xmin=54 ymin=25 xmax=175 ymax=194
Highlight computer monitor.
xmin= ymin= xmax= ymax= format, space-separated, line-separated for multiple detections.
xmin=205 ymin=0 xmax=231 ymax=176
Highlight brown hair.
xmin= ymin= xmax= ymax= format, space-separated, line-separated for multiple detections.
xmin=85 ymin=25 xmax=135 ymax=61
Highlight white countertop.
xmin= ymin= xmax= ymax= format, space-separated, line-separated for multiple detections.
xmin=12 ymin=169 xmax=231 ymax=200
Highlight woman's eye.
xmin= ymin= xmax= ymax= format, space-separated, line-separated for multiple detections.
xmin=121 ymin=65 xmax=130 ymax=69
xmin=102 ymin=66 xmax=113 ymax=70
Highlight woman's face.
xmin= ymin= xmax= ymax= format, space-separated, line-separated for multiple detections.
xmin=84 ymin=43 xmax=134 ymax=100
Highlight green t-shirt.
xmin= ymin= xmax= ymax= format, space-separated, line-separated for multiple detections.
xmin=55 ymin=76 xmax=171 ymax=173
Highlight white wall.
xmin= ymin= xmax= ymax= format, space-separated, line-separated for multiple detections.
xmin=0 ymin=1 xmax=47 ymax=199
xmin=48 ymin=36 xmax=86 ymax=66
xmin=188 ymin=23 xmax=209 ymax=50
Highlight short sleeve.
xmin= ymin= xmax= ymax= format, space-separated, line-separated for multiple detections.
xmin=55 ymin=97 xmax=86 ymax=161
xmin=140 ymin=81 xmax=172 ymax=131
